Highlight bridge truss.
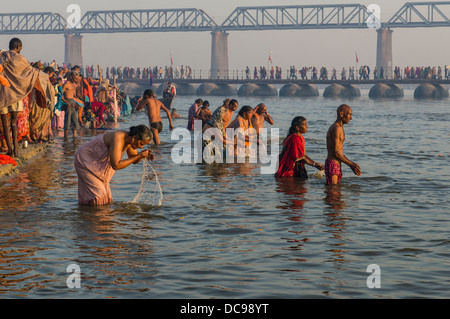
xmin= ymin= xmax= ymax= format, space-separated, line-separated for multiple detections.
xmin=0 ymin=12 xmax=66 ymax=35
xmin=79 ymin=8 xmax=218 ymax=33
xmin=388 ymin=1 xmax=450 ymax=28
xmin=220 ymin=4 xmax=377 ymax=30
xmin=1 ymin=2 xmax=450 ymax=34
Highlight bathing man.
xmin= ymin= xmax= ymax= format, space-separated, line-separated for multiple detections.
xmin=136 ymin=89 xmax=174 ymax=145
xmin=325 ymin=104 xmax=361 ymax=185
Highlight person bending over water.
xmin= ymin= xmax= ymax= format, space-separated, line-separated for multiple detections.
xmin=325 ymin=104 xmax=361 ymax=185
xmin=275 ymin=116 xmax=324 ymax=178
xmin=74 ymin=125 xmax=155 ymax=206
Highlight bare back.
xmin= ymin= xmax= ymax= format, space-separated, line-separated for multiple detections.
xmin=222 ymin=109 xmax=234 ymax=128
xmin=144 ymin=98 xmax=163 ymax=123
xmin=251 ymin=113 xmax=265 ymax=133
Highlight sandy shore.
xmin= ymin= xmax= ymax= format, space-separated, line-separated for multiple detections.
xmin=0 ymin=143 xmax=48 ymax=178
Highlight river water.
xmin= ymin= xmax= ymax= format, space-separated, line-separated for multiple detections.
xmin=0 ymin=89 xmax=449 ymax=299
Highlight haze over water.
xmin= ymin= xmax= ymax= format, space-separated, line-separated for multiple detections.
xmin=0 ymin=89 xmax=449 ymax=298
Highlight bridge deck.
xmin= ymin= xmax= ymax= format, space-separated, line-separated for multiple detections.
xmin=116 ymin=78 xmax=450 ymax=86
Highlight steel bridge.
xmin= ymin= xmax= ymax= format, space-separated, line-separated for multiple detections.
xmin=1 ymin=2 xmax=450 ymax=78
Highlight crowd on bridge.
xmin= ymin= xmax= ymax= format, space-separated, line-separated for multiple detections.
xmin=84 ymin=65 xmax=195 ymax=81
xmin=66 ymin=63 xmax=450 ymax=82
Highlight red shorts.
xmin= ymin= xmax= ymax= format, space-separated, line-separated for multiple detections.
xmin=325 ymin=159 xmax=342 ymax=185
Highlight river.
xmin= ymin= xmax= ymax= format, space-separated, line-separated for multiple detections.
xmin=0 ymin=89 xmax=449 ymax=299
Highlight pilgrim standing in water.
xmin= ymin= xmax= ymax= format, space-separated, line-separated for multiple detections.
xmin=276 ymin=116 xmax=324 ymax=178
xmin=74 ymin=125 xmax=155 ymax=206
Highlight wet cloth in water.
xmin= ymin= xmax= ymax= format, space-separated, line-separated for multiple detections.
xmin=151 ymin=121 xmax=163 ymax=133
xmin=74 ymin=134 xmax=120 ymax=205
xmin=325 ymin=158 xmax=342 ymax=185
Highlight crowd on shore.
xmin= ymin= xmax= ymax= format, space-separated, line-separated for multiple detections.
xmin=1 ymin=38 xmax=363 ymax=208
xmin=0 ymin=38 xmax=138 ymax=160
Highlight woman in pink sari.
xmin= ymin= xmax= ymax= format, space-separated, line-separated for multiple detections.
xmin=74 ymin=125 xmax=155 ymax=205
xmin=275 ymin=116 xmax=324 ymax=178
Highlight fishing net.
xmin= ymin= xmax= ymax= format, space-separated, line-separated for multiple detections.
xmin=132 ymin=159 xmax=163 ymax=206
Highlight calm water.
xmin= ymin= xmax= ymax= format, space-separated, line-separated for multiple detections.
xmin=0 ymin=89 xmax=449 ymax=299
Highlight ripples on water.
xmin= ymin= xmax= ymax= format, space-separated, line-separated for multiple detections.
xmin=0 ymin=91 xmax=449 ymax=298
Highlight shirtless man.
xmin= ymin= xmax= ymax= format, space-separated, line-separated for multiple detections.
xmin=62 ymin=71 xmax=82 ymax=138
xmin=136 ymin=89 xmax=174 ymax=145
xmin=251 ymin=103 xmax=274 ymax=138
xmin=325 ymin=104 xmax=361 ymax=185
xmin=195 ymin=100 xmax=212 ymax=128
xmin=202 ymin=99 xmax=238 ymax=146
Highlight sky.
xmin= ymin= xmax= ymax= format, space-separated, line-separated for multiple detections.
xmin=1 ymin=0 xmax=450 ymax=72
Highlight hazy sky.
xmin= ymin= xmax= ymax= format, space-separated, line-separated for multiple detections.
xmin=1 ymin=0 xmax=449 ymax=72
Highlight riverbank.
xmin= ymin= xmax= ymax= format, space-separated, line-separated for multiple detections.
xmin=0 ymin=143 xmax=48 ymax=178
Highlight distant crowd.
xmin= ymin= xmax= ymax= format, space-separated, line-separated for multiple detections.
xmin=57 ymin=63 xmax=450 ymax=82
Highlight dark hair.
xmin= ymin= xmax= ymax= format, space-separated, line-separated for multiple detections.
xmin=143 ymin=89 xmax=154 ymax=97
xmin=44 ymin=66 xmax=55 ymax=75
xmin=202 ymin=100 xmax=209 ymax=107
xmin=195 ymin=98 xmax=203 ymax=105
xmin=129 ymin=125 xmax=153 ymax=141
xmin=229 ymin=99 xmax=238 ymax=106
xmin=238 ymin=105 xmax=253 ymax=117
xmin=288 ymin=116 xmax=307 ymax=136
xmin=9 ymin=38 xmax=22 ymax=50
xmin=71 ymin=65 xmax=81 ymax=71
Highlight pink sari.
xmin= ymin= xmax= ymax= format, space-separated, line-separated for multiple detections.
xmin=74 ymin=134 xmax=118 ymax=205
xmin=17 ymin=95 xmax=30 ymax=141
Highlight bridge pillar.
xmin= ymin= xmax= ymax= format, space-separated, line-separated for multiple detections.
xmin=210 ymin=31 xmax=229 ymax=80
xmin=64 ymin=33 xmax=83 ymax=68
xmin=376 ymin=28 xmax=393 ymax=79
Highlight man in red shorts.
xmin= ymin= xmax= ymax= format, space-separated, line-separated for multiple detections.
xmin=325 ymin=104 xmax=361 ymax=185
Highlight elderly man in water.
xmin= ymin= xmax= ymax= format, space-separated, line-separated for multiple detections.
xmin=325 ymin=104 xmax=361 ymax=185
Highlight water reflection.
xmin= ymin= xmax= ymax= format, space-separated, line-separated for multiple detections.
xmin=0 ymin=229 xmax=53 ymax=298
xmin=324 ymin=185 xmax=346 ymax=211
xmin=275 ymin=177 xmax=308 ymax=211
xmin=69 ymin=204 xmax=159 ymax=296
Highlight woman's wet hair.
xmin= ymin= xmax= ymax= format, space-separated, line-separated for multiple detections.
xmin=238 ymin=105 xmax=253 ymax=117
xmin=129 ymin=125 xmax=153 ymax=142
xmin=288 ymin=116 xmax=307 ymax=136
xmin=202 ymin=100 xmax=209 ymax=107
